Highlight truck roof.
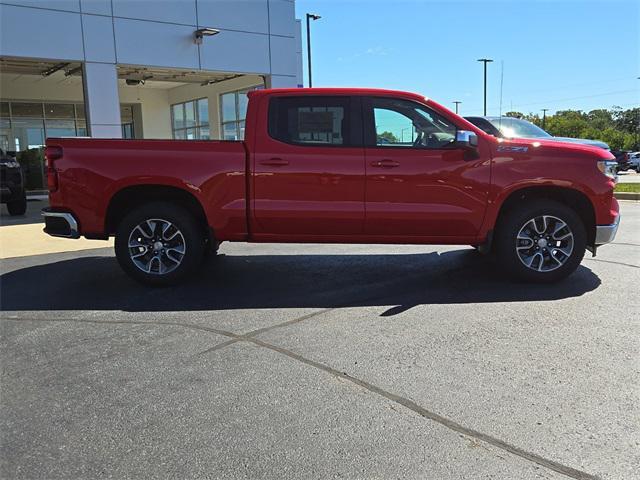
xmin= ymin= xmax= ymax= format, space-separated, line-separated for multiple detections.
xmin=248 ymin=87 xmax=429 ymax=103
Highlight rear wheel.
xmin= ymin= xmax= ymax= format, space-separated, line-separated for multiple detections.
xmin=495 ymin=200 xmax=586 ymax=282
xmin=6 ymin=190 xmax=27 ymax=216
xmin=115 ymin=202 xmax=205 ymax=286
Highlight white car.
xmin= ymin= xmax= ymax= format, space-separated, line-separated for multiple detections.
xmin=628 ymin=152 xmax=640 ymax=172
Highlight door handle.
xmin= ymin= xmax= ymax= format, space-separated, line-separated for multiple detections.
xmin=260 ymin=158 xmax=289 ymax=167
xmin=371 ymin=159 xmax=400 ymax=168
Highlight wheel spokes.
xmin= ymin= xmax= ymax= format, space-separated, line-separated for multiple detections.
xmin=128 ymin=218 xmax=187 ymax=276
xmin=516 ymin=215 xmax=574 ymax=273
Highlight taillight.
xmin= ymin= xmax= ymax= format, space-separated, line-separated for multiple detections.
xmin=45 ymin=146 xmax=63 ymax=165
xmin=45 ymin=146 xmax=63 ymax=192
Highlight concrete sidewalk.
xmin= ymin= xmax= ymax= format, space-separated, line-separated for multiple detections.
xmin=0 ymin=200 xmax=112 ymax=259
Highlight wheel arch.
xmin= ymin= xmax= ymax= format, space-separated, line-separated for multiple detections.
xmin=494 ymin=186 xmax=596 ymax=247
xmin=105 ymin=184 xmax=212 ymax=241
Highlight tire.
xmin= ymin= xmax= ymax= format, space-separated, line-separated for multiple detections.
xmin=115 ymin=202 xmax=206 ymax=286
xmin=494 ymin=199 xmax=586 ymax=283
xmin=6 ymin=190 xmax=27 ymax=216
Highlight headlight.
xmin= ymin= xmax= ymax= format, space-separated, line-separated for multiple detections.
xmin=597 ymin=160 xmax=618 ymax=183
xmin=0 ymin=160 xmax=20 ymax=169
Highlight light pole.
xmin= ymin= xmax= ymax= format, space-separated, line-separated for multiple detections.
xmin=477 ymin=58 xmax=493 ymax=115
xmin=306 ymin=13 xmax=321 ymax=87
xmin=453 ymin=101 xmax=462 ymax=114
xmin=541 ymin=108 xmax=549 ymax=129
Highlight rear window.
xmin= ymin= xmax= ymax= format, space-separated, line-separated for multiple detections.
xmin=268 ymin=96 xmax=351 ymax=146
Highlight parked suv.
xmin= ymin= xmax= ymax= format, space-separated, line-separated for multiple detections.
xmin=0 ymin=149 xmax=27 ymax=216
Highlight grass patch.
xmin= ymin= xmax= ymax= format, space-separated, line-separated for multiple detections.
xmin=615 ymin=183 xmax=640 ymax=193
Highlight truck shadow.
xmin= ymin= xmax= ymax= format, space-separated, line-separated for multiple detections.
xmin=0 ymin=249 xmax=601 ymax=314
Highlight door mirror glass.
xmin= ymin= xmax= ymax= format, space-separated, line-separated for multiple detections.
xmin=455 ymin=130 xmax=478 ymax=149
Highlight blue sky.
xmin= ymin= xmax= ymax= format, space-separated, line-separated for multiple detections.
xmin=295 ymin=0 xmax=640 ymax=116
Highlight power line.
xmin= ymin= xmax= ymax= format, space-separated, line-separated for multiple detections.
xmin=501 ymin=76 xmax=636 ymax=96
xmin=478 ymin=89 xmax=638 ymax=114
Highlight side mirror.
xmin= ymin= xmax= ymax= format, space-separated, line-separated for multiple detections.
xmin=456 ymin=130 xmax=478 ymax=149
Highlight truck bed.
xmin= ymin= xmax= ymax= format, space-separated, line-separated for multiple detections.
xmin=46 ymin=138 xmax=249 ymax=240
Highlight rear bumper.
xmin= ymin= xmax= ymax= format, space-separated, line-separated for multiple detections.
xmin=595 ymin=215 xmax=620 ymax=245
xmin=42 ymin=208 xmax=80 ymax=239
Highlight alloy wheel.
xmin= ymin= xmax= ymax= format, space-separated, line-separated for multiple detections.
xmin=516 ymin=215 xmax=574 ymax=272
xmin=128 ymin=219 xmax=186 ymax=275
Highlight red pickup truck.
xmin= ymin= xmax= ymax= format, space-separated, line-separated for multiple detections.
xmin=43 ymin=88 xmax=620 ymax=286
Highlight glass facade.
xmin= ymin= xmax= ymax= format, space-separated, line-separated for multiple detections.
xmin=0 ymin=101 xmax=136 ymax=189
xmin=171 ymin=98 xmax=209 ymax=140
xmin=220 ymin=86 xmax=262 ymax=140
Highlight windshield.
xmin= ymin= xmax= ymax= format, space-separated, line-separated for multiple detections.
xmin=487 ymin=117 xmax=552 ymax=139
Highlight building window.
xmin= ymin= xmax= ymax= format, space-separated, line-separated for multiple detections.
xmin=171 ymin=98 xmax=209 ymax=140
xmin=220 ymin=86 xmax=262 ymax=140
xmin=0 ymin=101 xmax=136 ymax=151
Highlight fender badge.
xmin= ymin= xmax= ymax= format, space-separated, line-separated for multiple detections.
xmin=497 ymin=145 xmax=529 ymax=153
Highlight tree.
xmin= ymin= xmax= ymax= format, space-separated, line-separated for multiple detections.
xmin=377 ymin=131 xmax=398 ymax=143
xmin=486 ymin=107 xmax=639 ymax=151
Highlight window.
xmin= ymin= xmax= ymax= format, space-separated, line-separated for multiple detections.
xmin=171 ymin=98 xmax=209 ymax=140
xmin=268 ymin=96 xmax=351 ymax=146
xmin=220 ymin=86 xmax=262 ymax=140
xmin=370 ymin=98 xmax=456 ymax=149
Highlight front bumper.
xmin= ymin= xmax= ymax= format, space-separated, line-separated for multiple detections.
xmin=42 ymin=208 xmax=80 ymax=239
xmin=595 ymin=215 xmax=620 ymax=245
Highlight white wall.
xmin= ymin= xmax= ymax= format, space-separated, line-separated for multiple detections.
xmin=0 ymin=0 xmax=301 ymax=79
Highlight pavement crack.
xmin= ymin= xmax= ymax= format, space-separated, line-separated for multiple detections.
xmin=611 ymin=242 xmax=640 ymax=247
xmin=197 ymin=307 xmax=336 ymax=356
xmin=243 ymin=336 xmax=601 ymax=480
xmin=0 ymin=316 xmax=243 ymax=340
xmin=584 ymin=258 xmax=640 ymax=269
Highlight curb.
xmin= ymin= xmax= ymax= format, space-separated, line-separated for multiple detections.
xmin=614 ymin=192 xmax=640 ymax=201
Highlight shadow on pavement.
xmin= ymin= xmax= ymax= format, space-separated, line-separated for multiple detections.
xmin=0 ymin=249 xmax=601 ymax=313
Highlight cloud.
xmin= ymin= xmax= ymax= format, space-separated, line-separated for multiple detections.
xmin=338 ymin=46 xmax=392 ymax=62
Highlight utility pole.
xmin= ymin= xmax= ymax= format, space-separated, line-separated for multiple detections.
xmin=306 ymin=13 xmax=321 ymax=87
xmin=541 ymin=109 xmax=549 ymax=130
xmin=453 ymin=101 xmax=462 ymax=114
xmin=477 ymin=58 xmax=493 ymax=115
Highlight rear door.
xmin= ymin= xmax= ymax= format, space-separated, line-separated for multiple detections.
xmin=252 ymin=95 xmax=365 ymax=236
xmin=363 ymin=96 xmax=490 ymax=237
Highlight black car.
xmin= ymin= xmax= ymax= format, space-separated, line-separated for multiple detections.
xmin=0 ymin=149 xmax=27 ymax=216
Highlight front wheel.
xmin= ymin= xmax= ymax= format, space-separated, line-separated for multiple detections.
xmin=115 ymin=202 xmax=206 ymax=286
xmin=495 ymin=200 xmax=586 ymax=283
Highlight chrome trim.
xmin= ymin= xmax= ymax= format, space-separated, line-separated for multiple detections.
xmin=41 ymin=210 xmax=80 ymax=239
xmin=456 ymin=130 xmax=478 ymax=147
xmin=594 ymin=216 xmax=620 ymax=245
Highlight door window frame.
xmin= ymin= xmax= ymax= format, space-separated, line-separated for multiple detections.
xmin=267 ymin=95 xmax=363 ymax=148
xmin=362 ymin=96 xmax=459 ymax=150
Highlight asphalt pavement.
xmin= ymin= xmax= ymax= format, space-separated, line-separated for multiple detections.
xmin=1 ymin=202 xmax=638 ymax=480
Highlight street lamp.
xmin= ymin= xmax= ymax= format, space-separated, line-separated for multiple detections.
xmin=306 ymin=13 xmax=321 ymax=87
xmin=477 ymin=58 xmax=493 ymax=115
xmin=541 ymin=108 xmax=549 ymax=129
xmin=453 ymin=101 xmax=462 ymax=114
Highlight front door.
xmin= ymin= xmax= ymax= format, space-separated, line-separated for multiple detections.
xmin=252 ymin=95 xmax=365 ymax=236
xmin=363 ymin=97 xmax=490 ymax=238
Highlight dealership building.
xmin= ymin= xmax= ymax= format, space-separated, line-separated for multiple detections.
xmin=0 ymin=0 xmax=303 ymax=175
